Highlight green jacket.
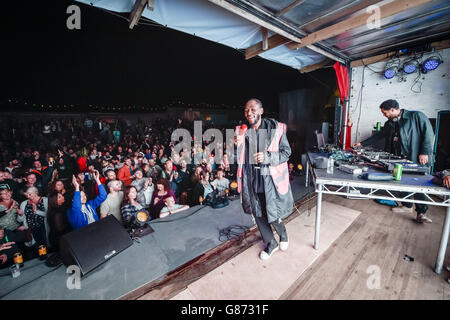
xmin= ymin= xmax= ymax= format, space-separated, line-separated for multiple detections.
xmin=363 ymin=109 xmax=435 ymax=166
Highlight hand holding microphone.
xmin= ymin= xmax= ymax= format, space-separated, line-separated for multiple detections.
xmin=236 ymin=124 xmax=247 ymax=145
xmin=254 ymin=152 xmax=264 ymax=164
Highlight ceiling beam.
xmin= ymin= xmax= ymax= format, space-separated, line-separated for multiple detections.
xmin=432 ymin=38 xmax=450 ymax=51
xmin=209 ymin=0 xmax=346 ymax=63
xmin=245 ymin=35 xmax=346 ymax=63
xmin=299 ymin=59 xmax=333 ymax=73
xmin=287 ymin=0 xmax=435 ymax=50
xmin=207 ymin=0 xmax=303 ymax=44
xmin=300 ymin=0 xmax=382 ymax=31
xmin=306 ymin=45 xmax=346 ymax=64
xmin=129 ymin=0 xmax=149 ymax=29
xmin=244 ymin=33 xmax=346 ymax=63
xmin=275 ymin=0 xmax=308 ymax=17
xmin=261 ymin=27 xmax=268 ymax=50
xmin=245 ymin=34 xmax=290 ymax=59
xmin=350 ymin=51 xmax=397 ymax=68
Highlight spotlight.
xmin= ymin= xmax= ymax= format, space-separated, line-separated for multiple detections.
xmin=297 ymin=164 xmax=303 ymax=171
xmin=402 ymin=60 xmax=419 ymax=74
xmin=383 ymin=66 xmax=398 ymax=79
xmin=422 ymin=56 xmax=442 ymax=73
xmin=229 ymin=181 xmax=239 ymax=195
xmin=135 ymin=210 xmax=150 ymax=226
xmin=131 ymin=209 xmax=154 ymax=237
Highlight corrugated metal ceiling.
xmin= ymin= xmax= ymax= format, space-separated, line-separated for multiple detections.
xmin=244 ymin=0 xmax=450 ymax=61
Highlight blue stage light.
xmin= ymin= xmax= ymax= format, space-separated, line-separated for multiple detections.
xmin=402 ymin=60 xmax=418 ymax=74
xmin=383 ymin=67 xmax=397 ymax=79
xmin=403 ymin=63 xmax=416 ymax=74
xmin=423 ymin=56 xmax=441 ymax=72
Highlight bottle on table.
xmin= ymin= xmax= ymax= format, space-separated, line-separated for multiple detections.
xmin=327 ymin=157 xmax=334 ymax=174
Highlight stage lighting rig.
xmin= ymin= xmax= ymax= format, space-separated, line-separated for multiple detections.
xmin=383 ymin=65 xmax=398 ymax=79
xmin=402 ymin=59 xmax=419 ymax=74
xmin=422 ymin=55 xmax=442 ymax=73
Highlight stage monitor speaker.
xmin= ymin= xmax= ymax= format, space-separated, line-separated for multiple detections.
xmin=59 ymin=215 xmax=133 ymax=276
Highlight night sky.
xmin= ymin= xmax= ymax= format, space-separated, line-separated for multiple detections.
xmin=1 ymin=0 xmax=336 ymax=112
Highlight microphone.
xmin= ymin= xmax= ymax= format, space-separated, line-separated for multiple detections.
xmin=239 ymin=124 xmax=248 ymax=135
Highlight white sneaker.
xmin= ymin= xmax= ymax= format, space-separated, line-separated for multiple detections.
xmin=259 ymin=241 xmax=279 ymax=260
xmin=416 ymin=213 xmax=432 ymax=223
xmin=392 ymin=206 xmax=413 ymax=213
xmin=280 ymin=239 xmax=289 ymax=251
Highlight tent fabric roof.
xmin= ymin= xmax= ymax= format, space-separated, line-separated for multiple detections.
xmin=75 ymin=0 xmax=326 ymax=70
xmin=77 ymin=0 xmax=450 ymax=70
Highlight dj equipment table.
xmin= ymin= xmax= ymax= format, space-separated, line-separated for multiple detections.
xmin=306 ymin=152 xmax=450 ymax=274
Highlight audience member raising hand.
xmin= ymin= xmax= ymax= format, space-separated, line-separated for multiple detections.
xmin=67 ymin=172 xmax=107 ymax=230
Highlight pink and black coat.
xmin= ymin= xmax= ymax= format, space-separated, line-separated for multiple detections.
xmin=236 ymin=118 xmax=294 ymax=223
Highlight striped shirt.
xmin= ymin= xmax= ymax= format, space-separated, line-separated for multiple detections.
xmin=121 ymin=203 xmax=143 ymax=228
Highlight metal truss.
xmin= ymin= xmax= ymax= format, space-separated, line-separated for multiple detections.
xmin=317 ymin=182 xmax=450 ymax=207
xmin=306 ymin=152 xmax=450 ymax=275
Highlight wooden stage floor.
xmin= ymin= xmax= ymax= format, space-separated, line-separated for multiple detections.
xmin=138 ymin=188 xmax=450 ymax=300
xmin=282 ymin=194 xmax=450 ymax=300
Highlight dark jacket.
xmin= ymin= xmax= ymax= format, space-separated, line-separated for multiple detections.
xmin=160 ymin=169 xmax=182 ymax=196
xmin=191 ymin=182 xmax=204 ymax=206
xmin=432 ymin=169 xmax=450 ymax=187
xmin=55 ymin=155 xmax=73 ymax=180
xmin=238 ymin=118 xmax=293 ymax=223
xmin=47 ymin=201 xmax=72 ymax=251
xmin=31 ymin=166 xmax=54 ymax=194
xmin=363 ymin=109 xmax=435 ymax=166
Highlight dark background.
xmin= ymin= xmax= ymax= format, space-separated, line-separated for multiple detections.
xmin=0 ymin=0 xmax=336 ymax=113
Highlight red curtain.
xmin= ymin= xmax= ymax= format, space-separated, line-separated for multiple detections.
xmin=333 ymin=62 xmax=352 ymax=150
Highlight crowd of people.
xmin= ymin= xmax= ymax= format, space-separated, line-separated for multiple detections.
xmin=0 ymin=115 xmax=244 ymax=269
xmin=0 ymin=109 xmax=307 ymax=270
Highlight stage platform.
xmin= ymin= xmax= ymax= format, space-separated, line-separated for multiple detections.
xmin=170 ymin=201 xmax=361 ymax=300
xmin=0 ymin=176 xmax=313 ymax=300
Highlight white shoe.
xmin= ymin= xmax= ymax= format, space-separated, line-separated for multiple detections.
xmin=259 ymin=241 xmax=279 ymax=260
xmin=392 ymin=206 xmax=413 ymax=213
xmin=416 ymin=213 xmax=432 ymax=223
xmin=280 ymin=240 xmax=289 ymax=251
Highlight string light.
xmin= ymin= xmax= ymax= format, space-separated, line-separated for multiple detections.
xmin=3 ymin=98 xmax=242 ymax=112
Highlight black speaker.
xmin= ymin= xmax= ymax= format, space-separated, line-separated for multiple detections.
xmin=59 ymin=215 xmax=133 ymax=276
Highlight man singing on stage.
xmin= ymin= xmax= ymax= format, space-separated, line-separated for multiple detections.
xmin=236 ymin=98 xmax=293 ymax=260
